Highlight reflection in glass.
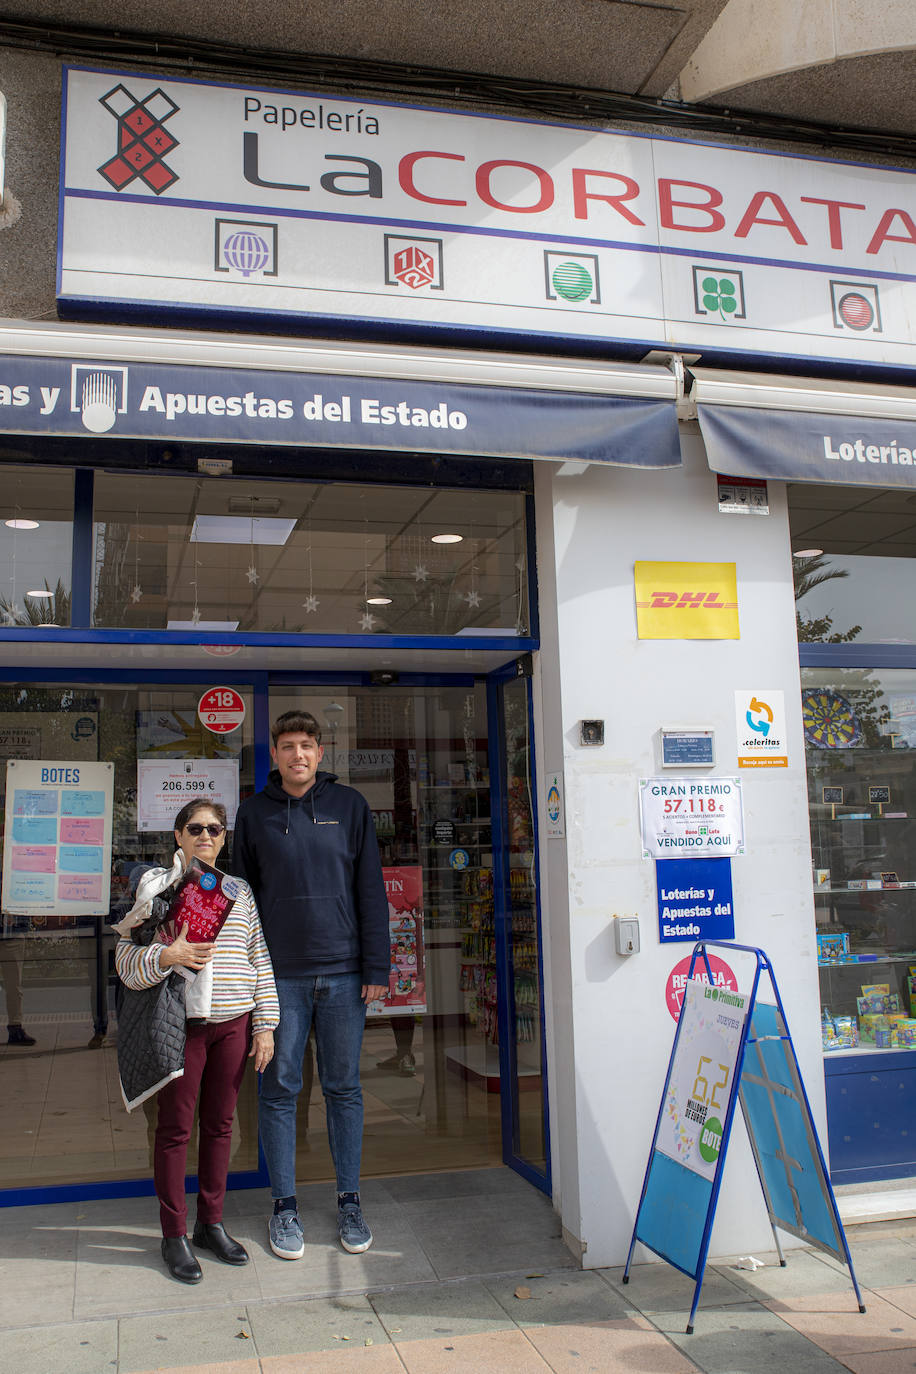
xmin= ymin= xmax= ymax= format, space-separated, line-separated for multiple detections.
xmin=0 ymin=467 xmax=74 ymax=627
xmin=93 ymin=474 xmax=529 ymax=636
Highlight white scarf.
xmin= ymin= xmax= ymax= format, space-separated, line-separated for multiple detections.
xmin=112 ymin=851 xmax=214 ymax=1018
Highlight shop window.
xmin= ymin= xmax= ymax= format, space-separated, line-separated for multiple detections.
xmin=803 ymin=667 xmax=916 ymax=1054
xmin=0 ymin=467 xmax=73 ymax=627
xmin=92 ymin=473 xmax=529 ymax=636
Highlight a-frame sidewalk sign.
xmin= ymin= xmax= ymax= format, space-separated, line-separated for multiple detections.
xmin=623 ymin=940 xmax=865 ymax=1333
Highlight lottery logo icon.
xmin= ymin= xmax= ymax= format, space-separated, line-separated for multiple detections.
xmin=97 ymin=85 xmax=180 ymax=195
xmin=830 ymin=280 xmax=882 ymax=333
xmin=70 ymin=364 xmax=129 ymax=434
xmin=215 ymin=219 xmax=279 ymax=279
xmin=544 ymin=252 xmax=600 ymax=305
xmin=384 ymin=235 xmax=444 ymax=291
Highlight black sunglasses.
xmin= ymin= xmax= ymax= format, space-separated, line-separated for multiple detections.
xmin=184 ymin=822 xmax=225 ymax=837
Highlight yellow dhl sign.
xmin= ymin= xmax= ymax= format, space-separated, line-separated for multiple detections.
xmin=635 ymin=562 xmax=740 ymax=639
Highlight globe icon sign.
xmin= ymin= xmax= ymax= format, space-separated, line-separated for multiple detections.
xmin=223 ymin=231 xmax=270 ymax=277
xmin=552 ymin=261 xmax=593 ymax=301
xmin=837 ymin=291 xmax=874 ymax=331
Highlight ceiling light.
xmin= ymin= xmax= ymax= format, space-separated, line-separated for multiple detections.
xmin=4 ymin=518 xmax=39 ymax=530
xmin=793 ymin=548 xmax=824 ymax=558
xmin=166 ymin=618 xmax=240 ymax=631
xmin=190 ymin=515 xmax=296 ymax=546
xmin=431 ymin=532 xmax=463 ymax=544
xmin=367 ymin=596 xmax=392 ymax=605
xmin=26 ymin=589 xmax=54 ymax=598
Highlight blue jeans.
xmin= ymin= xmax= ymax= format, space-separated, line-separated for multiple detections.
xmin=259 ymin=973 xmax=366 ymax=1197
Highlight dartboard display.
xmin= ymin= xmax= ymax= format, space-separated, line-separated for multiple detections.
xmin=802 ymin=689 xmax=861 ymax=749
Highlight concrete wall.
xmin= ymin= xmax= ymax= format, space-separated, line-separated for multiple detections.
xmin=534 ymin=428 xmax=820 ymax=1268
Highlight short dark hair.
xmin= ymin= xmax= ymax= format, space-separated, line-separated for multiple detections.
xmin=173 ymin=799 xmax=228 ymax=834
xmin=271 ymin=709 xmax=322 ymax=746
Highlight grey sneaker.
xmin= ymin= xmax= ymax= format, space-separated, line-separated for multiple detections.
xmin=398 ymin=1053 xmax=416 ymax=1077
xmin=269 ymin=1207 xmax=304 ymax=1259
xmin=338 ymin=1202 xmax=373 ymax=1253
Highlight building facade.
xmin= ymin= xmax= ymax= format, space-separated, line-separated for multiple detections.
xmin=1 ymin=7 xmax=915 ymax=1268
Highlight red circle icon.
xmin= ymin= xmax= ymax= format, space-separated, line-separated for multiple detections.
xmin=666 ymin=952 xmax=738 ymax=1022
xmin=837 ymin=292 xmax=874 ymax=331
xmin=198 ymin=686 xmax=246 ymax=734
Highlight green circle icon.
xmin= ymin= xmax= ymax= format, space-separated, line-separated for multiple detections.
xmin=698 ymin=1116 xmax=723 ymax=1164
xmin=552 ymin=262 xmax=593 ymax=301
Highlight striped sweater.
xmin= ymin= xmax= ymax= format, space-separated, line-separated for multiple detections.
xmin=115 ymin=882 xmax=280 ymax=1033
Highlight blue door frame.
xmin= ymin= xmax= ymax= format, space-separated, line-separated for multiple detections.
xmin=0 ymin=660 xmax=550 ymax=1206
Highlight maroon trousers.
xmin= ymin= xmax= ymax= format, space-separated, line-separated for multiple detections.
xmin=154 ymin=1012 xmax=251 ymax=1238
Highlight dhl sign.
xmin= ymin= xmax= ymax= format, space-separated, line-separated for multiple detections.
xmin=635 ymin=562 xmax=740 ymax=639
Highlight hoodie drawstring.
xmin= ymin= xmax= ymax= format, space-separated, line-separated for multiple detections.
xmin=285 ymin=790 xmax=318 ymax=834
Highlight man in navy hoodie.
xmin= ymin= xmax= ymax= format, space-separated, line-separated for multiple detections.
xmin=232 ymin=710 xmax=389 ymax=1257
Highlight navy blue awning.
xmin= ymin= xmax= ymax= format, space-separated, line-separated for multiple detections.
xmin=0 ymin=326 xmax=682 ymax=469
xmin=695 ymin=370 xmax=916 ymax=490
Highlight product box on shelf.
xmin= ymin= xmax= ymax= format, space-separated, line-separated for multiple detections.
xmin=817 ymin=931 xmax=849 ymax=963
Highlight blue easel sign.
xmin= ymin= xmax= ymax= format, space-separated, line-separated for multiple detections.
xmin=656 ymin=857 xmax=735 ymax=943
xmin=624 ymin=942 xmax=865 ymax=1334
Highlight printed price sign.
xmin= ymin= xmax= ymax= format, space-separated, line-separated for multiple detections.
xmin=198 ymin=686 xmax=246 ymax=734
xmin=640 ymin=776 xmax=744 ymax=858
xmin=656 ymin=978 xmax=749 ymax=1180
xmin=137 ymin=759 xmax=240 ymax=832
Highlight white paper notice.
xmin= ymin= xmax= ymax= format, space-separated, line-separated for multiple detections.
xmin=137 ymin=759 xmax=240 ymax=832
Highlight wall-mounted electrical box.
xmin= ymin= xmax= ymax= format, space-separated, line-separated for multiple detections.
xmin=615 ymin=916 xmax=640 ymax=956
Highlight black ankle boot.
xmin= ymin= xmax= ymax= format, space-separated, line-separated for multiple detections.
xmin=7 ymin=1025 xmax=36 ymax=1046
xmin=161 ymin=1234 xmax=203 ymax=1283
xmin=192 ymin=1220 xmax=249 ymax=1265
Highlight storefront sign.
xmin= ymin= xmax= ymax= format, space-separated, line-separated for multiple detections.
xmin=734 ymin=689 xmax=788 ymax=768
xmin=367 ymin=866 xmax=426 ymax=1016
xmin=60 ymin=68 xmax=916 ymax=371
xmin=136 ymin=759 xmax=240 ymax=832
xmin=0 ymin=350 xmax=679 ymax=468
xmin=701 ymin=403 xmax=916 ymax=492
xmin=198 ymin=687 xmax=246 ymax=734
xmin=1 ymin=760 xmax=113 ymax=916
xmin=656 ymin=858 xmax=735 ymax=943
xmin=656 ymin=978 xmax=749 ymax=1179
xmin=635 ymin=563 xmax=739 ymax=640
xmin=544 ymin=769 xmax=565 ymax=839
xmin=665 ymin=952 xmax=739 ymax=1022
xmin=640 ymin=777 xmax=744 ymax=859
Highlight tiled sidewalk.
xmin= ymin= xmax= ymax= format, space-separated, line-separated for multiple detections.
xmin=1 ymin=1172 xmax=915 ymax=1374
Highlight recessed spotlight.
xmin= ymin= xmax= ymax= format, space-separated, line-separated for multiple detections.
xmin=26 ymin=589 xmax=54 ymax=599
xmin=793 ymin=548 xmax=824 ymax=558
xmin=367 ymin=596 xmax=392 ymax=605
xmin=4 ymin=518 xmax=39 ymax=530
xmin=431 ymin=533 xmax=463 ymax=544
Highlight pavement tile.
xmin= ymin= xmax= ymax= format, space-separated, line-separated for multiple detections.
xmin=394 ymin=1327 xmax=552 ymax=1372
xmin=117 ymin=1307 xmax=259 ymax=1374
xmin=711 ymin=1250 xmax=861 ymax=1301
xmin=244 ymin=1203 xmax=436 ymax=1297
xmin=599 ymin=1260 xmax=751 ymax=1312
xmin=483 ymin=1268 xmax=638 ymax=1326
xmin=383 ymin=1168 xmax=531 ymax=1202
xmin=73 ymin=1221 xmax=261 ymax=1318
xmin=0 ymin=1318 xmax=118 ymax=1374
xmin=0 ymin=1223 xmax=78 ymax=1327
xmin=650 ymin=1301 xmax=854 ymax=1372
xmin=262 ymin=1348 xmax=406 ymax=1372
xmin=877 ymin=1287 xmax=916 ymax=1319
xmin=523 ymin=1318 xmax=703 ymax=1374
xmin=833 ymin=1350 xmax=916 ymax=1374
xmin=369 ymin=1278 xmax=514 ymax=1341
xmin=764 ymin=1290 xmax=916 ymax=1356
xmin=246 ymin=1293 xmax=392 ymax=1356
xmin=815 ymin=1238 xmax=916 ymax=1292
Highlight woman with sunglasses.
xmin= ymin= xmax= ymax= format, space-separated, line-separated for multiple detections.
xmin=115 ymin=800 xmax=279 ymax=1285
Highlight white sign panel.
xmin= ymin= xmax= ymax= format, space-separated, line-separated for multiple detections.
xmin=544 ymin=769 xmax=565 ymax=839
xmin=60 ymin=68 xmax=916 ymax=370
xmin=639 ymin=776 xmax=745 ymax=858
xmin=1 ymin=760 xmax=114 ymax=916
xmin=734 ymin=689 xmax=788 ymax=768
xmin=136 ymin=759 xmax=240 ymax=833
xmin=656 ymin=978 xmax=749 ymax=1180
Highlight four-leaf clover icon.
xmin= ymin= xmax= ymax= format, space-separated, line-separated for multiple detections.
xmin=702 ymin=276 xmax=738 ymax=321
